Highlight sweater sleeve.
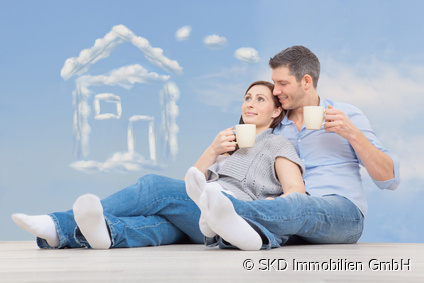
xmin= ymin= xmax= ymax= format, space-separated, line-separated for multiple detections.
xmin=273 ymin=135 xmax=305 ymax=175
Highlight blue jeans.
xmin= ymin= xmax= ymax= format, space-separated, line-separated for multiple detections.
xmin=38 ymin=175 xmax=363 ymax=249
xmin=207 ymin=193 xmax=364 ymax=249
xmin=37 ymin=175 xmax=204 ymax=249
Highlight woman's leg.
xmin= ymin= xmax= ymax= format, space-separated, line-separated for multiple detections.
xmin=99 ymin=174 xmax=204 ymax=244
xmin=101 ymin=214 xmax=188 ymax=248
xmin=73 ymin=193 xmax=189 ymax=248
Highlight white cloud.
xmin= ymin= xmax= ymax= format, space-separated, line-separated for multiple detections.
xmin=61 ymin=24 xmax=182 ymax=80
xmin=234 ymin=47 xmax=259 ymax=63
xmin=389 ymin=135 xmax=424 ymax=183
xmin=93 ymin=93 xmax=122 ymax=120
xmin=70 ymin=151 xmax=165 ymax=173
xmin=203 ymin=34 xmax=227 ymax=49
xmin=175 ymin=25 xmax=191 ymax=41
xmin=320 ymin=59 xmax=424 ymax=122
xmin=160 ymin=82 xmax=180 ymax=160
xmin=77 ymin=64 xmax=170 ymax=89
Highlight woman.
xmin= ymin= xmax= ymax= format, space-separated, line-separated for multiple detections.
xmin=185 ymin=80 xmax=305 ymax=250
xmin=12 ymin=81 xmax=305 ymax=251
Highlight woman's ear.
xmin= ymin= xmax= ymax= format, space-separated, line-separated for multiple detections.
xmin=272 ymin=107 xmax=283 ymax=118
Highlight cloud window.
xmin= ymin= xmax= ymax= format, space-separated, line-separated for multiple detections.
xmin=93 ymin=93 xmax=122 ymax=120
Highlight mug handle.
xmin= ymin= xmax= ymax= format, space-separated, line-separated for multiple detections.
xmin=322 ymin=109 xmax=327 ymax=126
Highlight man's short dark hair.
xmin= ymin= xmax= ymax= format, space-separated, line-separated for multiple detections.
xmin=269 ymin=45 xmax=320 ymax=89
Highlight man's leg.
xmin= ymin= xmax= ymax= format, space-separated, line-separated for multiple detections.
xmin=228 ymin=193 xmax=364 ymax=249
xmin=15 ymin=174 xmax=204 ymax=249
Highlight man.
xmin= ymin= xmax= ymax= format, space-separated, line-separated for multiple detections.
xmin=197 ymin=45 xmax=400 ymax=250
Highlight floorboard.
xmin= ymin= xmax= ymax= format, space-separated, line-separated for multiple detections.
xmin=0 ymin=242 xmax=423 ymax=282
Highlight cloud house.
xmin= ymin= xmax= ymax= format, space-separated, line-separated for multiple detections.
xmin=61 ymin=25 xmax=182 ymax=173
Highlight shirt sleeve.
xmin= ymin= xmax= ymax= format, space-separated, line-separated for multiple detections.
xmin=348 ymin=106 xmax=401 ymax=191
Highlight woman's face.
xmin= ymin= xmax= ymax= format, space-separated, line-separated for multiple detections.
xmin=242 ymin=84 xmax=282 ymax=133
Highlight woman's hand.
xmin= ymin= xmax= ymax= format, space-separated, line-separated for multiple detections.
xmin=208 ymin=127 xmax=237 ymax=156
xmin=193 ymin=127 xmax=236 ymax=176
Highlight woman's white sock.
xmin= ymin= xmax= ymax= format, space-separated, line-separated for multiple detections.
xmin=11 ymin=214 xmax=59 ymax=247
xmin=200 ymin=187 xmax=262 ymax=251
xmin=73 ymin=194 xmax=111 ymax=249
xmin=185 ymin=167 xmax=207 ymax=205
xmin=185 ymin=167 xmax=216 ymax=237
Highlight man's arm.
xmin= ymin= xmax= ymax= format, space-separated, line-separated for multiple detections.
xmin=324 ymin=105 xmax=395 ymax=181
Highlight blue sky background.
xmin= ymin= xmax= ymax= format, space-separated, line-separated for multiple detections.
xmin=1 ymin=0 xmax=423 ymax=242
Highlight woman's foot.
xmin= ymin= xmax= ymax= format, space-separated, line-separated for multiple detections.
xmin=73 ymin=194 xmax=111 ymax=249
xmin=11 ymin=214 xmax=60 ymax=247
xmin=185 ymin=167 xmax=207 ymax=205
xmin=185 ymin=167 xmax=216 ymax=237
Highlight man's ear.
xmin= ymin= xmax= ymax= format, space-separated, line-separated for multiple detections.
xmin=302 ymin=74 xmax=313 ymax=90
xmin=272 ymin=107 xmax=283 ymax=118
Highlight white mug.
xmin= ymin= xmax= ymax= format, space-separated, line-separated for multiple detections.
xmin=235 ymin=124 xmax=256 ymax=148
xmin=304 ymin=106 xmax=326 ymax=130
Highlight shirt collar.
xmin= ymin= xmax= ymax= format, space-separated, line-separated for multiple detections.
xmin=281 ymin=96 xmax=325 ymax=126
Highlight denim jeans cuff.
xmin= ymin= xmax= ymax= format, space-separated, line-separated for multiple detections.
xmin=74 ymin=227 xmax=90 ymax=248
xmin=36 ymin=214 xmax=68 ymax=249
xmin=204 ymin=235 xmax=219 ymax=247
xmin=243 ymin=218 xmax=275 ymax=250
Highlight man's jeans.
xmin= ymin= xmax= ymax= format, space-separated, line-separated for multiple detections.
xmin=209 ymin=193 xmax=364 ymax=249
xmin=37 ymin=175 xmax=204 ymax=248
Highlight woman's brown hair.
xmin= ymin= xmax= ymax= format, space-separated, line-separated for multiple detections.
xmin=228 ymin=81 xmax=285 ymax=155
xmin=238 ymin=80 xmax=285 ymax=129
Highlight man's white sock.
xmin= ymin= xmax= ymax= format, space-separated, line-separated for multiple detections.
xmin=11 ymin=214 xmax=60 ymax=247
xmin=185 ymin=167 xmax=216 ymax=237
xmin=73 ymin=194 xmax=111 ymax=249
xmin=200 ymin=187 xmax=262 ymax=251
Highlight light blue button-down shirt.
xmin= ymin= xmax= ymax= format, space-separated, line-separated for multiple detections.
xmin=273 ymin=98 xmax=400 ymax=215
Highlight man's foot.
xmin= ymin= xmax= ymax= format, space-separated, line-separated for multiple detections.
xmin=200 ymin=187 xmax=262 ymax=251
xmin=11 ymin=214 xmax=59 ymax=247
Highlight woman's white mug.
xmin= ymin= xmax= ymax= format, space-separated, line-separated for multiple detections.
xmin=235 ymin=124 xmax=256 ymax=148
xmin=304 ymin=106 xmax=326 ymax=130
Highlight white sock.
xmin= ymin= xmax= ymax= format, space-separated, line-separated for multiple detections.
xmin=185 ymin=167 xmax=216 ymax=237
xmin=200 ymin=187 xmax=262 ymax=251
xmin=185 ymin=167 xmax=207 ymax=205
xmin=11 ymin=214 xmax=59 ymax=247
xmin=198 ymin=213 xmax=216 ymax=238
xmin=73 ymin=194 xmax=111 ymax=249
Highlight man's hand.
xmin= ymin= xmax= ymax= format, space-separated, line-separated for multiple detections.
xmin=324 ymin=105 xmax=360 ymax=141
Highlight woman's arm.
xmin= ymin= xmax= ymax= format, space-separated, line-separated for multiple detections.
xmin=274 ymin=156 xmax=305 ymax=197
xmin=193 ymin=127 xmax=237 ymax=176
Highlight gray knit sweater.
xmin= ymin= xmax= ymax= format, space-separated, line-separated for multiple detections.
xmin=206 ymin=128 xmax=305 ymax=201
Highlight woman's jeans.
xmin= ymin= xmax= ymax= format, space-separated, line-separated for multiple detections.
xmin=37 ymin=175 xmax=204 ymax=248
xmin=37 ymin=175 xmax=364 ymax=249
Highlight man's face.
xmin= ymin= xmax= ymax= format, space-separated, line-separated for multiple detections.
xmin=271 ymin=66 xmax=305 ymax=110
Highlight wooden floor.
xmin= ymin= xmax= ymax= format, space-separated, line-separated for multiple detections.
xmin=0 ymin=242 xmax=423 ymax=282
